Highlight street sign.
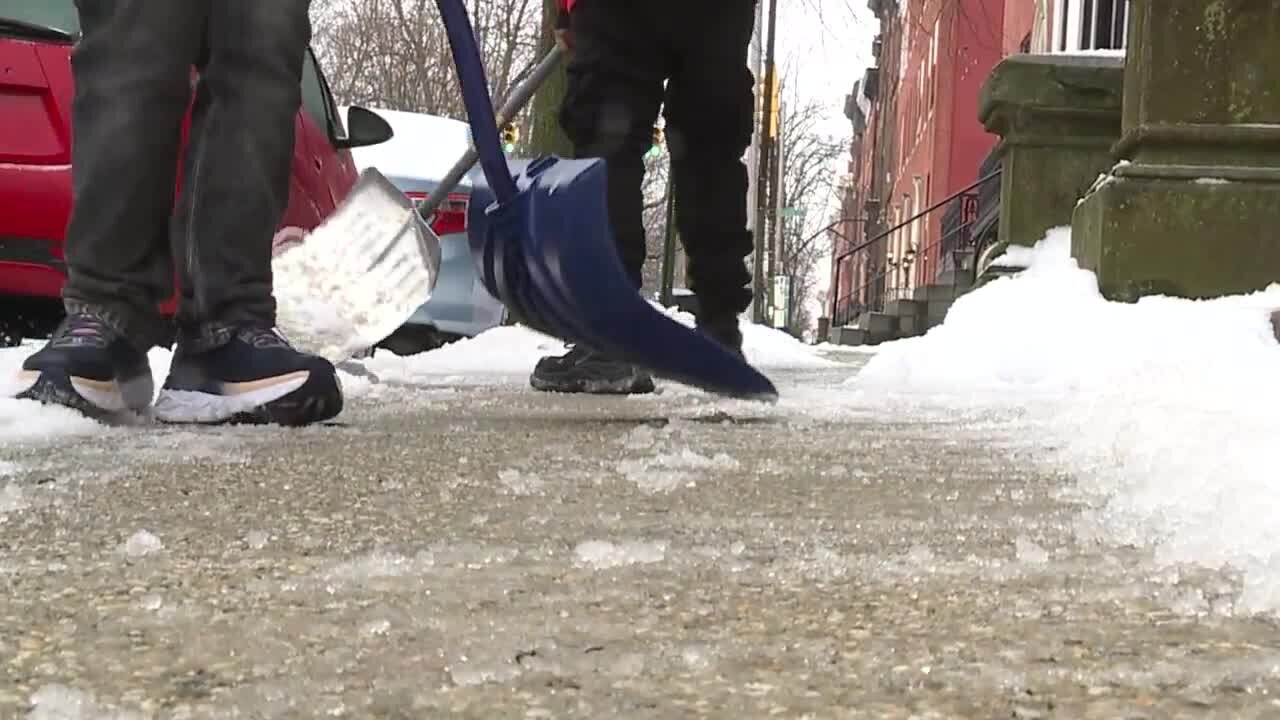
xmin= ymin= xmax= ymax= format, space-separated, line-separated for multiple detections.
xmin=778 ymin=207 xmax=805 ymax=218
xmin=772 ymin=275 xmax=791 ymax=329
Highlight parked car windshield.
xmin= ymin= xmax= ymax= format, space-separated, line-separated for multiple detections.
xmin=0 ymin=0 xmax=79 ymax=37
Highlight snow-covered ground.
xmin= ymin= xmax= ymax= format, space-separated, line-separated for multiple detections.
xmin=5 ymin=232 xmax=1280 ymax=616
xmin=352 ymin=303 xmax=836 ymax=394
xmin=0 ymin=310 xmax=835 ymax=444
xmin=848 ymin=227 xmax=1280 ymax=614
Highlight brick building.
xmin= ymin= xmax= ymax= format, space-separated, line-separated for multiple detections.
xmin=828 ymin=0 xmax=1129 ymax=326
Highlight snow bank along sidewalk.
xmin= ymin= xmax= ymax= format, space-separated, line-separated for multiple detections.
xmin=849 ymin=227 xmax=1280 ymax=615
xmin=0 ymin=305 xmax=838 ymax=449
xmin=353 ymin=304 xmax=837 ymax=390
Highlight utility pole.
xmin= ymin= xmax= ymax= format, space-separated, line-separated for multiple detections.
xmin=751 ymin=0 xmax=779 ymax=324
xmin=768 ymin=97 xmax=784 ymax=278
xmin=746 ymin=0 xmax=763 ymax=320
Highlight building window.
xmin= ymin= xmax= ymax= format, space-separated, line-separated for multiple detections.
xmin=1055 ymin=0 xmax=1128 ymax=52
xmin=917 ymin=62 xmax=926 ymax=136
xmin=928 ymin=18 xmax=939 ymax=109
xmin=1054 ymin=0 xmax=1129 ymax=51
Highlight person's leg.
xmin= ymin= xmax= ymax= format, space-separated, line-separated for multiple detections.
xmin=12 ymin=0 xmax=206 ymax=416
xmin=172 ymin=1 xmax=310 ymax=345
xmin=529 ymin=0 xmax=669 ymax=395
xmin=153 ymin=0 xmax=341 ymax=426
xmin=664 ymin=0 xmax=757 ymax=354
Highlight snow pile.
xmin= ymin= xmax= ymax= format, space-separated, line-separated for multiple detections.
xmin=852 ymin=227 xmax=1280 ymax=614
xmin=741 ymin=320 xmax=838 ymax=369
xmin=0 ymin=304 xmax=837 ymax=422
xmin=812 ymin=342 xmax=879 ymax=355
xmin=363 ymin=326 xmax=564 ymax=382
xmin=655 ymin=303 xmax=838 ymax=369
xmin=359 ymin=311 xmax=837 ymax=387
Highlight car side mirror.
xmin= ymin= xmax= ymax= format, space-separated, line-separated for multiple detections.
xmin=335 ymin=106 xmax=393 ymax=150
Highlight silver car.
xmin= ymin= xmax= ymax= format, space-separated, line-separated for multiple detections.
xmin=343 ymin=107 xmax=507 ymax=355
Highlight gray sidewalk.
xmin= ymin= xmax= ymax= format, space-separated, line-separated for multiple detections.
xmin=1 ymin=361 xmax=1277 ymax=718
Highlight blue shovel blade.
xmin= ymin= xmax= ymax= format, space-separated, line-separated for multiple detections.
xmin=466 ymin=163 xmax=563 ymax=338
xmin=468 ymin=155 xmax=778 ymax=402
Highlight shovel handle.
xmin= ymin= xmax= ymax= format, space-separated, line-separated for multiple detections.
xmin=435 ymin=0 xmax=520 ymax=204
xmin=419 ymin=45 xmax=565 ymax=217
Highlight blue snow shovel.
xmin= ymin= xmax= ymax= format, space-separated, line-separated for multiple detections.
xmin=435 ymin=0 xmax=778 ymax=401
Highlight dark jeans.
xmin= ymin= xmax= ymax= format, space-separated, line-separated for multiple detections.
xmin=560 ymin=0 xmax=757 ymax=320
xmin=62 ymin=0 xmax=312 ymax=351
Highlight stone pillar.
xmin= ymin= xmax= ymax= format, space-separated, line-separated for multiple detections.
xmin=1073 ymin=0 xmax=1280 ymax=301
xmin=978 ymin=54 xmax=1125 ymax=272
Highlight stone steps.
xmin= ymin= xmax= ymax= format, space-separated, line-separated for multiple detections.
xmin=828 ymin=280 xmax=972 ymax=347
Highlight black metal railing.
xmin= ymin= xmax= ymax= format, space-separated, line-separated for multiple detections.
xmin=829 ymin=168 xmax=1001 ymax=326
xmin=971 ymin=149 xmax=1002 ymax=265
xmin=918 ymin=191 xmax=979 ymax=283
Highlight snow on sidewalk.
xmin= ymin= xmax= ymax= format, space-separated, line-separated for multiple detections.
xmin=849 ymin=227 xmax=1280 ymax=614
xmin=0 ymin=310 xmax=839 ymax=445
xmin=360 ymin=306 xmax=837 ymax=389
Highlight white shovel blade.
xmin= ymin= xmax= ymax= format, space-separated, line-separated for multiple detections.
xmin=273 ymin=169 xmax=442 ymax=364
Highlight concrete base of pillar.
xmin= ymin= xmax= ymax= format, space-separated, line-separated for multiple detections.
xmin=1073 ymin=163 xmax=1280 ymax=301
xmin=977 ymin=54 xmax=1125 ymax=276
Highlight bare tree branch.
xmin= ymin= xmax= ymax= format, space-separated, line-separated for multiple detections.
xmin=773 ymin=78 xmax=845 ymax=334
xmin=310 ymin=0 xmax=540 ymax=121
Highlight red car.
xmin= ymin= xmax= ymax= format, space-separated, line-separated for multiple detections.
xmin=0 ymin=3 xmax=393 ymax=345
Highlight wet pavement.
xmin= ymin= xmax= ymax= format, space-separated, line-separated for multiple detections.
xmin=2 ymin=356 xmax=1280 ymax=718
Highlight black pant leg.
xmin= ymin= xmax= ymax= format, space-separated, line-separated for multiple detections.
xmin=173 ymin=0 xmax=311 ymax=351
xmin=663 ymin=0 xmax=757 ymax=319
xmin=558 ymin=1 xmax=668 ymax=290
xmin=61 ymin=0 xmax=207 ymax=349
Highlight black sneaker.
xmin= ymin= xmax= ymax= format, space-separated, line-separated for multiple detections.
xmin=530 ymin=345 xmax=655 ymax=395
xmin=697 ymin=315 xmax=744 ymax=358
xmin=9 ymin=313 xmax=153 ymax=418
xmin=153 ymin=327 xmax=343 ymax=426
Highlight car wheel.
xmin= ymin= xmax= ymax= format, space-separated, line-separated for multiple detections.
xmin=0 ymin=318 xmax=20 ymax=347
xmin=377 ymin=325 xmax=448 ymax=356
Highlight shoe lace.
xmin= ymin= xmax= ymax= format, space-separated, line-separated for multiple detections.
xmin=49 ymin=314 xmax=113 ymax=349
xmin=238 ymin=326 xmax=293 ymax=350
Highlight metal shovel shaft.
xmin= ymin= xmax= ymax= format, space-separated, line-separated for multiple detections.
xmin=418 ymin=45 xmax=565 ymax=216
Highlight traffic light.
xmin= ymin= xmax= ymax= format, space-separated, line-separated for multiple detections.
xmin=762 ymin=69 xmax=780 ymax=139
xmin=501 ymin=122 xmax=519 ymax=153
xmin=647 ymin=125 xmax=664 ymax=158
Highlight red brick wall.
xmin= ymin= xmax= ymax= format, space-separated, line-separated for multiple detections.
xmin=883 ymin=0 xmax=1008 ymax=285
xmin=1003 ymin=0 xmax=1039 ymax=55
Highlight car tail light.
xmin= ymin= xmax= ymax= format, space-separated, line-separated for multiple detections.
xmin=407 ymin=191 xmax=469 ymax=236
